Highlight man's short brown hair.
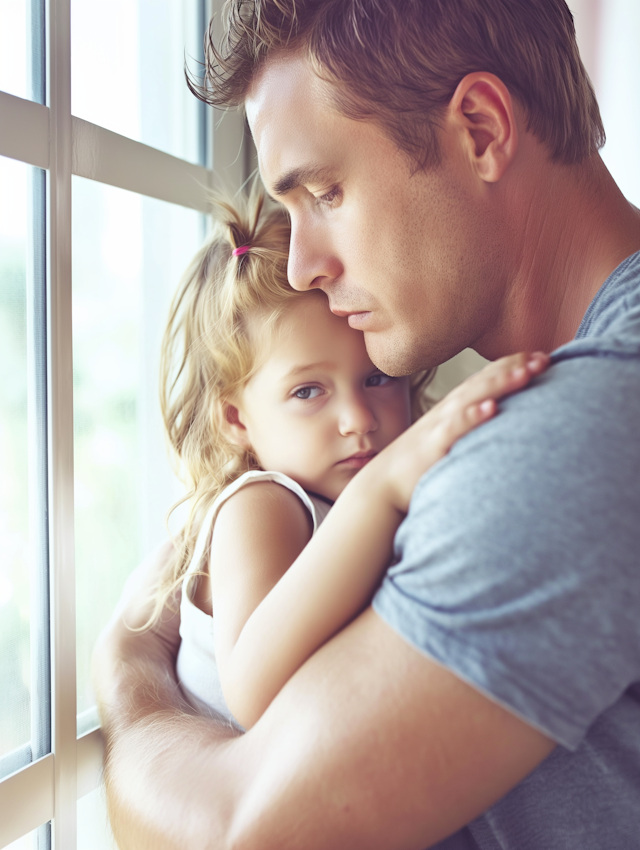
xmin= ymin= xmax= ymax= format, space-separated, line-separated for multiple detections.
xmin=193 ymin=0 xmax=605 ymax=169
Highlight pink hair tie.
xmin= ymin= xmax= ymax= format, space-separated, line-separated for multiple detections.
xmin=232 ymin=245 xmax=250 ymax=257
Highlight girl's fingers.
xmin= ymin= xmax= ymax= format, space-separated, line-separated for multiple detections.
xmin=527 ymin=351 xmax=549 ymax=372
xmin=479 ymin=399 xmax=496 ymax=416
xmin=429 ymin=397 xmax=496 ymax=456
xmin=419 ymin=351 xmax=550 ymax=454
xmin=443 ymin=351 xmax=550 ymax=410
xmin=386 ymin=352 xmax=550 ymax=513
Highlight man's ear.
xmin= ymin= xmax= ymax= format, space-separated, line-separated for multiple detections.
xmin=220 ymin=401 xmax=252 ymax=451
xmin=447 ymin=72 xmax=519 ymax=183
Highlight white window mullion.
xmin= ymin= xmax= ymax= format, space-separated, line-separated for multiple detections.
xmin=28 ymin=159 xmax=52 ymax=850
xmin=0 ymin=91 xmax=49 ymax=169
xmin=47 ymin=0 xmax=77 ymax=847
xmin=71 ymin=118 xmax=214 ymax=212
xmin=0 ymin=755 xmax=55 ymax=848
xmin=208 ymin=0 xmax=247 ymax=191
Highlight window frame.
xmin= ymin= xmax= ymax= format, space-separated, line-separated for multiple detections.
xmin=0 ymin=0 xmax=249 ymax=846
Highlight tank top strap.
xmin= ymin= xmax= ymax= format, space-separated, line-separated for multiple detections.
xmin=184 ymin=470 xmax=329 ymax=579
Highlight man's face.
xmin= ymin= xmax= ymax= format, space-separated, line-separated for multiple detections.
xmin=246 ymin=55 xmax=510 ymax=374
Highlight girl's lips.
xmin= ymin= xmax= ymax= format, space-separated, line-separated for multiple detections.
xmin=337 ymin=451 xmax=377 ymax=469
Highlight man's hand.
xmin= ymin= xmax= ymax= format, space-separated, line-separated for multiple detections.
xmin=94 ymin=544 xmax=554 ymax=850
xmin=93 ymin=542 xmax=242 ymax=848
xmin=93 ymin=541 xmax=183 ymax=719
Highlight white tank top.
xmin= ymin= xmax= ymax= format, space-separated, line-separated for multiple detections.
xmin=176 ymin=470 xmax=331 ymax=728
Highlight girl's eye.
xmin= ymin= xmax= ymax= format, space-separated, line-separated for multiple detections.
xmin=293 ymin=386 xmax=324 ymax=400
xmin=366 ymin=372 xmax=393 ymax=388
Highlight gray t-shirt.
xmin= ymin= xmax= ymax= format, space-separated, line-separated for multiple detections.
xmin=373 ymin=250 xmax=640 ymax=849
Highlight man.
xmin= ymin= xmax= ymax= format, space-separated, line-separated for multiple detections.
xmin=94 ymin=1 xmax=640 ymax=847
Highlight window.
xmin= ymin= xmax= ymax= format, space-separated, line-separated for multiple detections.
xmin=0 ymin=1 xmax=249 ymax=846
xmin=571 ymin=0 xmax=640 ymax=206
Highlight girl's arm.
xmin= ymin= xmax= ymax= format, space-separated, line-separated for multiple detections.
xmin=212 ymin=352 xmax=549 ymax=728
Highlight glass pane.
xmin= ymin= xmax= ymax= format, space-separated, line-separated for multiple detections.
xmin=73 ymin=177 xmax=203 ymax=718
xmin=5 ymin=828 xmax=39 ymax=849
xmin=0 ymin=156 xmax=30 ymax=763
xmin=0 ymin=0 xmax=27 ymax=99
xmin=78 ymin=787 xmax=116 ymax=850
xmin=71 ymin=0 xmax=205 ymax=164
xmin=568 ymin=0 xmax=640 ymax=206
xmin=592 ymin=0 xmax=640 ymax=206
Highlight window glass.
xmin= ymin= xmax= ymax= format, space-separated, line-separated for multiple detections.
xmin=0 ymin=156 xmax=31 ymax=768
xmin=568 ymin=0 xmax=640 ymax=206
xmin=591 ymin=0 xmax=640 ymax=206
xmin=5 ymin=829 xmax=39 ymax=849
xmin=78 ymin=787 xmax=116 ymax=850
xmin=72 ymin=176 xmax=203 ymax=719
xmin=0 ymin=0 xmax=27 ymax=99
xmin=71 ymin=0 xmax=205 ymax=164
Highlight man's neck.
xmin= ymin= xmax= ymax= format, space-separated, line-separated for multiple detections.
xmin=476 ymin=154 xmax=640 ymax=359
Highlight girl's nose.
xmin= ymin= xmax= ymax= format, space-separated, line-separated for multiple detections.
xmin=338 ymin=396 xmax=378 ymax=437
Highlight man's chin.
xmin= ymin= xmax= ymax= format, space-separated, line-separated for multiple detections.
xmin=363 ymin=332 xmax=428 ymax=377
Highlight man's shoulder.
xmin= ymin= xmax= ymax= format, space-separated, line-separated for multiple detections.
xmin=577 ymin=248 xmax=640 ymax=340
xmin=378 ymin=330 xmax=640 ymax=755
xmin=433 ymin=347 xmax=638 ymax=482
xmin=497 ymin=343 xmax=640 ymax=444
xmin=401 ymin=343 xmax=640 ymax=563
xmin=490 ymin=248 xmax=640 ymax=467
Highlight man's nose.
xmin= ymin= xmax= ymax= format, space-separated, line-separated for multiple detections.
xmin=338 ymin=395 xmax=378 ymax=437
xmin=287 ymin=218 xmax=343 ymax=292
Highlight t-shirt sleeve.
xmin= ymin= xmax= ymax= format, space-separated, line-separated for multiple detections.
xmin=373 ymin=353 xmax=640 ymax=750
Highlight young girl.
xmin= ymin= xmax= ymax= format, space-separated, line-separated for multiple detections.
xmin=151 ymin=191 xmax=547 ymax=731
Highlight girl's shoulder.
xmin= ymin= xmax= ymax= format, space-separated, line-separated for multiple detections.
xmin=186 ymin=470 xmax=328 ymax=583
xmin=208 ymin=474 xmax=314 ymax=595
xmin=216 ymin=474 xmax=313 ymax=538
xmin=216 ymin=470 xmax=327 ymax=533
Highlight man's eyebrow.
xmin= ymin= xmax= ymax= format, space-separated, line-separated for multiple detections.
xmin=272 ymin=166 xmax=334 ymax=197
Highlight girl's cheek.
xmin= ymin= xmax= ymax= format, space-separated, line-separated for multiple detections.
xmin=294 ymin=399 xmax=329 ymax=418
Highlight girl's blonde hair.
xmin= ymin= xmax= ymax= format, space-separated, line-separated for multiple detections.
xmin=145 ymin=188 xmax=433 ymax=629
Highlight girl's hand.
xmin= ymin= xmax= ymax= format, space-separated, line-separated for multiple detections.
xmin=369 ymin=351 xmax=550 ymax=515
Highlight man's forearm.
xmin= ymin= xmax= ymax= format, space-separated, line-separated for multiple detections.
xmin=94 ymin=615 xmax=242 ymax=850
xmin=93 ymin=544 xmax=243 ymax=850
xmin=93 ymin=547 xmax=554 ymax=850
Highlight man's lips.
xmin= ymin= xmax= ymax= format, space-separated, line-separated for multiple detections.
xmin=329 ymin=306 xmax=352 ymax=317
xmin=336 ymin=450 xmax=377 ymax=469
xmin=329 ymin=303 xmax=367 ymax=317
xmin=329 ymin=305 xmax=373 ymax=329
xmin=346 ymin=312 xmax=372 ymax=329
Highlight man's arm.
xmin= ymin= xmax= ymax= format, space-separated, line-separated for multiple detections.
xmin=93 ymin=542 xmax=243 ymax=847
xmin=94 ymin=545 xmax=554 ymax=850
xmin=217 ymin=353 xmax=549 ymax=728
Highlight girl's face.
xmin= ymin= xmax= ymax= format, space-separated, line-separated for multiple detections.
xmin=231 ymin=293 xmax=412 ymax=502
